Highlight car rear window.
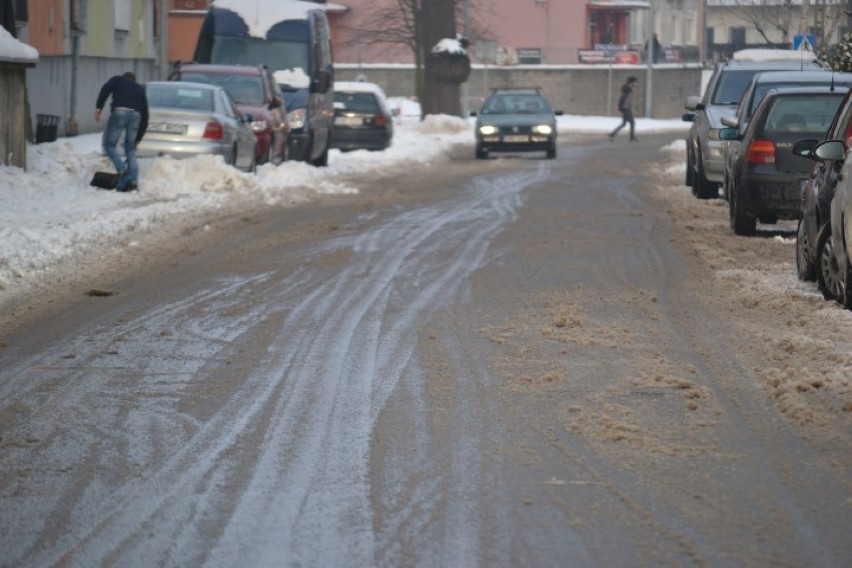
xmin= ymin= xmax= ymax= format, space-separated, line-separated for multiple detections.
xmin=148 ymin=84 xmax=215 ymax=112
xmin=334 ymin=92 xmax=381 ymax=113
xmin=749 ymin=80 xmax=851 ymax=117
xmin=179 ymin=72 xmax=266 ymax=106
xmin=760 ymin=94 xmax=844 ymax=134
xmin=713 ymin=70 xmax=763 ymax=105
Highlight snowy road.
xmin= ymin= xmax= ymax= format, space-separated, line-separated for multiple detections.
xmin=1 ymin=134 xmax=850 ymax=566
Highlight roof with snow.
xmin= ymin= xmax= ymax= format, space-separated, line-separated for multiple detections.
xmin=0 ymin=25 xmax=38 ymax=64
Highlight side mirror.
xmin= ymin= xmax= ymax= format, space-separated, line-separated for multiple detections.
xmin=685 ymin=95 xmax=704 ymax=111
xmin=270 ymin=95 xmax=283 ymax=110
xmin=470 ymin=110 xmax=478 ymax=117
xmin=682 ymin=112 xmax=695 ymax=123
xmin=719 ymin=127 xmax=739 ymax=141
xmin=720 ymin=116 xmax=739 ymax=128
xmin=792 ymin=139 xmax=819 ymax=159
xmin=814 ymin=140 xmax=846 ymax=162
xmin=554 ymin=110 xmax=564 ymax=116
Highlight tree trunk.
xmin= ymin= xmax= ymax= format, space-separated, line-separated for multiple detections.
xmin=421 ymin=0 xmax=462 ymax=118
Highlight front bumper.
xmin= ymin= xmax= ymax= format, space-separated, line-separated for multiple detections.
xmin=478 ymin=134 xmax=554 ymax=153
xmin=701 ymin=140 xmax=726 ymax=183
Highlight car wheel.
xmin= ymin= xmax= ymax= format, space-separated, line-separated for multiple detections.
xmin=475 ymin=143 xmax=488 ymax=160
xmin=546 ymin=142 xmax=556 ymax=160
xmin=311 ymin=142 xmax=329 ymax=167
xmin=729 ymin=180 xmax=756 ymax=236
xmin=692 ymin=152 xmax=719 ymax=199
xmin=816 ymin=222 xmax=843 ymax=301
xmin=685 ymin=143 xmax=694 ymax=187
xmin=796 ymin=219 xmax=817 ymax=282
xmin=843 ymin=254 xmax=852 ymax=310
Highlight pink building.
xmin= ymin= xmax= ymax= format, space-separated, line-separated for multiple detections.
xmin=332 ymin=0 xmax=650 ymax=65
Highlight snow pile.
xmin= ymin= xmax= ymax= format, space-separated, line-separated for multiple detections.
xmin=0 ymin=25 xmax=38 ymax=63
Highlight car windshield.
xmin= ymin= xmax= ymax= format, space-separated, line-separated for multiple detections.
xmin=713 ymin=70 xmax=763 ymax=105
xmin=148 ymin=84 xmax=215 ymax=111
xmin=179 ymin=72 xmax=265 ymax=106
xmin=482 ymin=94 xmax=551 ymax=114
xmin=334 ymin=92 xmax=380 ymax=113
xmin=761 ymin=94 xmax=844 ymax=134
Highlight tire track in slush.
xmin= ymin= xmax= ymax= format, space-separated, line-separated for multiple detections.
xmin=33 ymin=163 xmax=551 ymax=566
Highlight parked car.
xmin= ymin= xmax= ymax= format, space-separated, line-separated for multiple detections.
xmin=719 ymin=86 xmax=845 ymax=235
xmin=721 ymin=71 xmax=852 ymax=201
xmin=807 ymin=138 xmax=852 ymax=307
xmin=169 ymin=63 xmax=288 ymax=165
xmin=471 ymin=88 xmax=563 ymax=159
xmin=330 ymin=81 xmax=394 ymax=152
xmin=683 ymin=49 xmax=825 ymax=199
xmin=793 ymin=86 xmax=852 ymax=293
xmin=137 ymin=81 xmax=258 ymax=173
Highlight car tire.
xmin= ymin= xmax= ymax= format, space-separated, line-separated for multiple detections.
xmin=475 ymin=143 xmax=488 ymax=160
xmin=311 ymin=142 xmax=329 ymax=167
xmin=692 ymin=153 xmax=719 ymax=200
xmin=843 ymin=254 xmax=852 ymax=310
xmin=796 ymin=219 xmax=817 ymax=282
xmin=685 ymin=143 xmax=694 ymax=187
xmin=816 ymin=222 xmax=843 ymax=301
xmin=729 ymin=180 xmax=756 ymax=236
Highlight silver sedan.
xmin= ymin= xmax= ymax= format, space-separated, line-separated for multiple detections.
xmin=138 ymin=81 xmax=257 ymax=173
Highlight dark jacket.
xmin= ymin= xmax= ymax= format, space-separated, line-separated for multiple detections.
xmin=617 ymin=83 xmax=634 ymax=114
xmin=96 ymin=75 xmax=149 ymax=144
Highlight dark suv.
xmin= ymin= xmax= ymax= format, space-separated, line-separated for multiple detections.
xmin=683 ymin=49 xmax=825 ymax=199
xmin=170 ymin=63 xmax=289 ymax=165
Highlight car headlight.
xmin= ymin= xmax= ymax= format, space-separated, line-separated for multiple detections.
xmin=708 ymin=128 xmax=721 ymax=141
xmin=249 ymin=119 xmax=269 ymax=132
xmin=479 ymin=125 xmax=498 ymax=135
xmin=287 ymin=108 xmax=307 ymax=130
xmin=532 ymin=124 xmax=553 ymax=135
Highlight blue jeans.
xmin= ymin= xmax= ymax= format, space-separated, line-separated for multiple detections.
xmin=103 ymin=109 xmax=141 ymax=186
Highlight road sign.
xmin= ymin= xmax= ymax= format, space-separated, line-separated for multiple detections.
xmin=793 ymin=34 xmax=816 ymax=51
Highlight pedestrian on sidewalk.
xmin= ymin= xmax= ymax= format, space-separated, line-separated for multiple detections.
xmin=95 ymin=71 xmax=149 ymax=192
xmin=608 ymin=76 xmax=638 ymax=142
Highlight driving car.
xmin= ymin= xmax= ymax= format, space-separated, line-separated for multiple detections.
xmin=471 ymin=88 xmax=563 ymax=159
xmin=793 ymin=86 xmax=852 ymax=296
xmin=330 ymin=81 xmax=394 ymax=152
xmin=683 ymin=49 xmax=825 ymax=199
xmin=719 ymin=86 xmax=845 ymax=236
xmin=169 ymin=63 xmax=288 ymax=165
xmin=137 ymin=81 xmax=258 ymax=173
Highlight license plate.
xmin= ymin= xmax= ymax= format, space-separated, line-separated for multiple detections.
xmin=503 ymin=135 xmax=529 ymax=143
xmin=335 ymin=116 xmax=363 ymax=126
xmin=148 ymin=122 xmax=187 ymax=135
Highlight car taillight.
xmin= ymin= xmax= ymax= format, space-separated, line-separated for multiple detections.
xmin=746 ymin=139 xmax=775 ymax=164
xmin=374 ymin=115 xmax=388 ymax=126
xmin=203 ymin=121 xmax=224 ymax=140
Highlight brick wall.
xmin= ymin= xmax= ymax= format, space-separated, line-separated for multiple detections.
xmin=336 ymin=64 xmax=702 ymax=119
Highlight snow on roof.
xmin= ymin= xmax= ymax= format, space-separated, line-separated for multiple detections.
xmin=0 ymin=25 xmax=38 ymax=64
xmin=733 ymin=48 xmax=818 ymax=63
xmin=212 ymin=0 xmax=323 ymax=38
xmin=334 ymin=81 xmax=387 ymax=97
xmin=432 ymin=38 xmax=466 ymax=55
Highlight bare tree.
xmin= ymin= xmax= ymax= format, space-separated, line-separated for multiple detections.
xmin=343 ymin=0 xmax=487 ymax=118
xmin=716 ymin=0 xmax=844 ymax=50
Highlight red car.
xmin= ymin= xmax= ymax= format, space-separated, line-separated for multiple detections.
xmin=170 ymin=63 xmax=289 ymax=165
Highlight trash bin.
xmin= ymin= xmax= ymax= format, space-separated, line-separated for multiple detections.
xmin=35 ymin=114 xmax=60 ymax=144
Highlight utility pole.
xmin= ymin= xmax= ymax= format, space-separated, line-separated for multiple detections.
xmin=645 ymin=1 xmax=654 ymax=118
xmin=462 ymin=0 xmax=472 ymax=116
